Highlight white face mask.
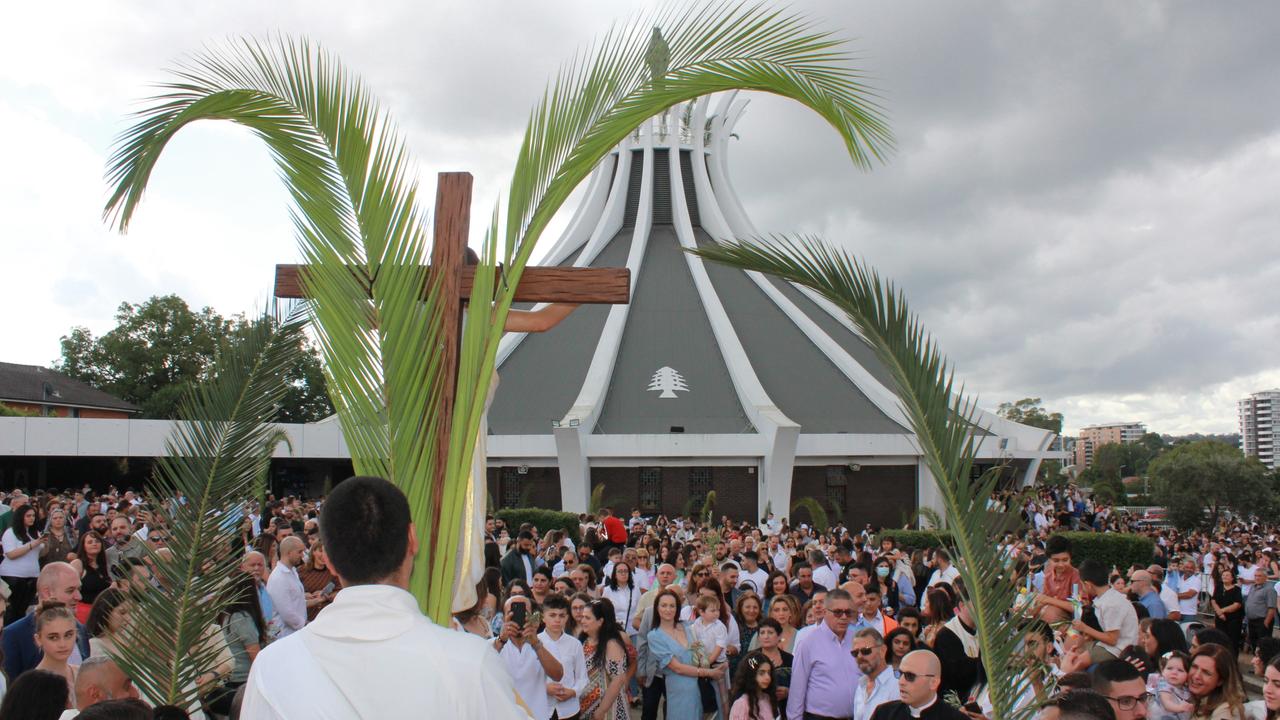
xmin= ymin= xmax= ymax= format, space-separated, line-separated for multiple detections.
xmin=876 ymin=566 xmax=891 ymax=578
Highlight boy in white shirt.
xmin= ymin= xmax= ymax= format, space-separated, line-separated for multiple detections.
xmin=690 ymin=594 xmax=728 ymax=665
xmin=539 ymin=594 xmax=588 ymax=720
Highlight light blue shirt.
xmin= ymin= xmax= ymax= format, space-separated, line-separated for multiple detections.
xmin=854 ymin=665 xmax=901 ymax=720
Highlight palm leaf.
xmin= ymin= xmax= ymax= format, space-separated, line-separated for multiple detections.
xmin=700 ymin=490 xmax=719 ymax=525
xmin=790 ymin=496 xmax=829 ymax=532
xmin=107 ymin=313 xmax=303 ymax=711
xmin=103 ymin=3 xmax=894 ymax=624
xmin=692 ymin=236 xmax=1033 ymax=720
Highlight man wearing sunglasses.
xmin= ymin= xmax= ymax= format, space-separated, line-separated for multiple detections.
xmin=787 ymin=588 xmax=859 ymax=720
xmin=853 ymin=629 xmax=899 ymax=720
xmin=1091 ymin=660 xmax=1149 ymax=720
xmin=869 ymin=650 xmax=966 ymax=720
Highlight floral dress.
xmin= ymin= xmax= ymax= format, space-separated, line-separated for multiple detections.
xmin=580 ymin=640 xmax=630 ymax=720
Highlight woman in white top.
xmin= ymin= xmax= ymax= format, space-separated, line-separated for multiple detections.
xmin=601 ymin=562 xmax=641 ymax=637
xmin=2 ymin=505 xmax=45 ymax=624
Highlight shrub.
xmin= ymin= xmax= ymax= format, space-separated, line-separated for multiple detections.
xmin=879 ymin=529 xmax=953 ymax=552
xmin=1051 ymin=531 xmax=1153 ymax=571
xmin=496 ymin=508 xmax=581 ymax=544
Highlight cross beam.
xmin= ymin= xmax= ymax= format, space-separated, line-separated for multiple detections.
xmin=273 ymin=264 xmax=630 ymax=304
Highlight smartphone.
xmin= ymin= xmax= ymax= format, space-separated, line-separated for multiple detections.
xmin=321 ymin=581 xmax=336 ymax=595
xmin=511 ymin=601 xmax=527 ymax=628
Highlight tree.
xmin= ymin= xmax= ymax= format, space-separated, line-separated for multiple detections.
xmin=57 ymin=295 xmax=332 ymax=422
xmin=997 ymin=398 xmax=1064 ymax=483
xmin=996 ymin=397 xmax=1063 ymax=434
xmin=1149 ymin=440 xmax=1272 ymax=530
xmin=102 ymin=10 xmax=892 ymax=627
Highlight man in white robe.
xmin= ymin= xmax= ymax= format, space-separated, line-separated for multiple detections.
xmin=242 ymin=476 xmax=530 ymax=719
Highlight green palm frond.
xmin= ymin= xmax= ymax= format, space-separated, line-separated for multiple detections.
xmin=108 ymin=314 xmax=304 ymax=711
xmin=693 ymin=236 xmax=1032 ymax=720
xmin=790 ymin=496 xmax=829 ymax=532
xmin=103 ymin=3 xmax=894 ymax=624
xmin=700 ymin=490 xmax=717 ymax=525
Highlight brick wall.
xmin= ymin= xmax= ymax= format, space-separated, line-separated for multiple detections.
xmin=790 ymin=464 xmax=917 ymax=530
xmin=590 ymin=466 xmax=758 ymax=521
xmin=488 ymin=466 xmax=562 ymax=510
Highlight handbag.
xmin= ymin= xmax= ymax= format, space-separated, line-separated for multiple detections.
xmin=698 ymin=676 xmax=718 ymax=712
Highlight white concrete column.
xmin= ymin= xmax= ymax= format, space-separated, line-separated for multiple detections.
xmin=555 ymin=426 xmax=589 ymax=513
xmin=915 ymin=460 xmax=948 ymax=528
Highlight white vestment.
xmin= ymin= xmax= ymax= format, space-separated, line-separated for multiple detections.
xmin=241 ymin=584 xmax=530 ymax=719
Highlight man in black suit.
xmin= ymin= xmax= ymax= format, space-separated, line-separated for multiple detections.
xmin=869 ymin=650 xmax=968 ymax=720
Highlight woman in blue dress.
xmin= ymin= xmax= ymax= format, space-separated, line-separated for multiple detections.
xmin=648 ymin=587 xmax=721 ymax=719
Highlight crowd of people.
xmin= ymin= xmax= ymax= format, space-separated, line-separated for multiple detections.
xmin=0 ymin=478 xmax=1278 ymax=720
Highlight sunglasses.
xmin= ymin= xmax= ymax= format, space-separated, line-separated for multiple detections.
xmin=827 ymin=609 xmax=855 ymax=617
xmin=853 ymin=647 xmax=879 ymax=657
xmin=900 ymin=671 xmax=935 ymax=683
xmin=150 ymin=535 xmax=168 ymax=544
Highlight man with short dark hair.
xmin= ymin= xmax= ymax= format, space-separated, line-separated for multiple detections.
xmin=1049 ymin=689 xmax=1117 ymax=720
xmin=242 ymin=476 xmax=529 ymax=718
xmin=740 ymin=551 xmax=768 ymax=595
xmin=931 ymin=577 xmax=982 ymax=704
xmin=501 ymin=530 xmax=538 ymax=585
xmin=927 ymin=550 xmax=959 ymax=587
xmin=853 ymin=628 xmax=899 ymax=720
xmin=1091 ymin=660 xmax=1150 ymax=720
xmin=788 ymin=562 xmax=827 ymax=604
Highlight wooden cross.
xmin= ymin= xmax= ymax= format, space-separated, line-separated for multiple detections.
xmin=273 ymin=171 xmax=629 ymax=532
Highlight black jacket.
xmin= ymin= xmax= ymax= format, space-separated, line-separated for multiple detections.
xmin=870 ymin=699 xmax=969 ymax=720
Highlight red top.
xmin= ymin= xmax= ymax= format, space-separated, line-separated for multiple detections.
xmin=603 ymin=515 xmax=628 ymax=544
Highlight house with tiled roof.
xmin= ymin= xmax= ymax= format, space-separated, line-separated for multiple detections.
xmin=0 ymin=362 xmax=139 ymax=418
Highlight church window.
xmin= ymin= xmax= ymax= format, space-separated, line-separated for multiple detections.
xmin=639 ymin=468 xmax=662 ymax=512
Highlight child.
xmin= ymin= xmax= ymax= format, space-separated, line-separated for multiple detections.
xmin=728 ymin=653 xmax=776 ymax=720
xmin=692 ymin=594 xmax=730 ymax=715
xmin=1152 ymin=651 xmax=1193 ymax=720
xmin=691 ymin=594 xmax=728 ymax=666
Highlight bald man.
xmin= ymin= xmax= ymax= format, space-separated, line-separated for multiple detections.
xmin=1129 ymin=570 xmax=1165 ymax=619
xmin=75 ymin=656 xmax=141 ymax=709
xmin=2 ymin=562 xmax=89 ymax=679
xmin=869 ymin=650 xmax=968 ymax=720
xmin=267 ymin=536 xmax=309 ymax=637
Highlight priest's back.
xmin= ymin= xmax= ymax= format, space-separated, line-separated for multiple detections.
xmin=241 ymin=583 xmax=529 ymax=719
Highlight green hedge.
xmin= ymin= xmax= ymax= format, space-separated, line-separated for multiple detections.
xmin=1052 ymin=532 xmax=1153 ymax=572
xmin=497 ymin=508 xmax=581 ymax=544
xmin=879 ymin=529 xmax=953 ymax=552
xmin=878 ymin=529 xmax=1154 ymax=572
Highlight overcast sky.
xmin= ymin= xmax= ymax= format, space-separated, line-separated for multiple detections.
xmin=2 ymin=1 xmax=1276 ymax=435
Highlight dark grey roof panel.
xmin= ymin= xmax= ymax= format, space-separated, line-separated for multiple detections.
xmin=763 ymin=276 xmax=902 ymax=394
xmin=694 ymin=229 xmax=906 ymax=434
xmin=488 ymin=230 xmax=633 ymax=434
xmin=0 ymin=363 xmax=139 ymax=412
xmin=595 ymin=226 xmax=753 ymax=434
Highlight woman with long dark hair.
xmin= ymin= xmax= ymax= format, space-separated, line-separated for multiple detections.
xmin=86 ymin=588 xmax=133 ymax=658
xmin=1188 ymin=643 xmax=1246 ymax=720
xmin=207 ymin=573 xmax=268 ymax=715
xmin=762 ymin=571 xmax=789 ymax=613
xmin=885 ymin=626 xmax=917 ymax=674
xmin=0 ymin=669 xmax=70 ymax=720
xmin=1211 ymin=567 xmax=1244 ymax=653
xmin=921 ymin=587 xmax=955 ymax=647
xmin=601 ymin=562 xmax=641 ymax=634
xmin=646 ymin=588 xmax=719 ymax=719
xmin=1261 ymin=655 xmax=1280 ymax=720
xmin=579 ymin=598 xmax=630 ymax=720
xmin=69 ymin=530 xmax=112 ymax=624
xmin=1 ymin=505 xmax=44 ymax=624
